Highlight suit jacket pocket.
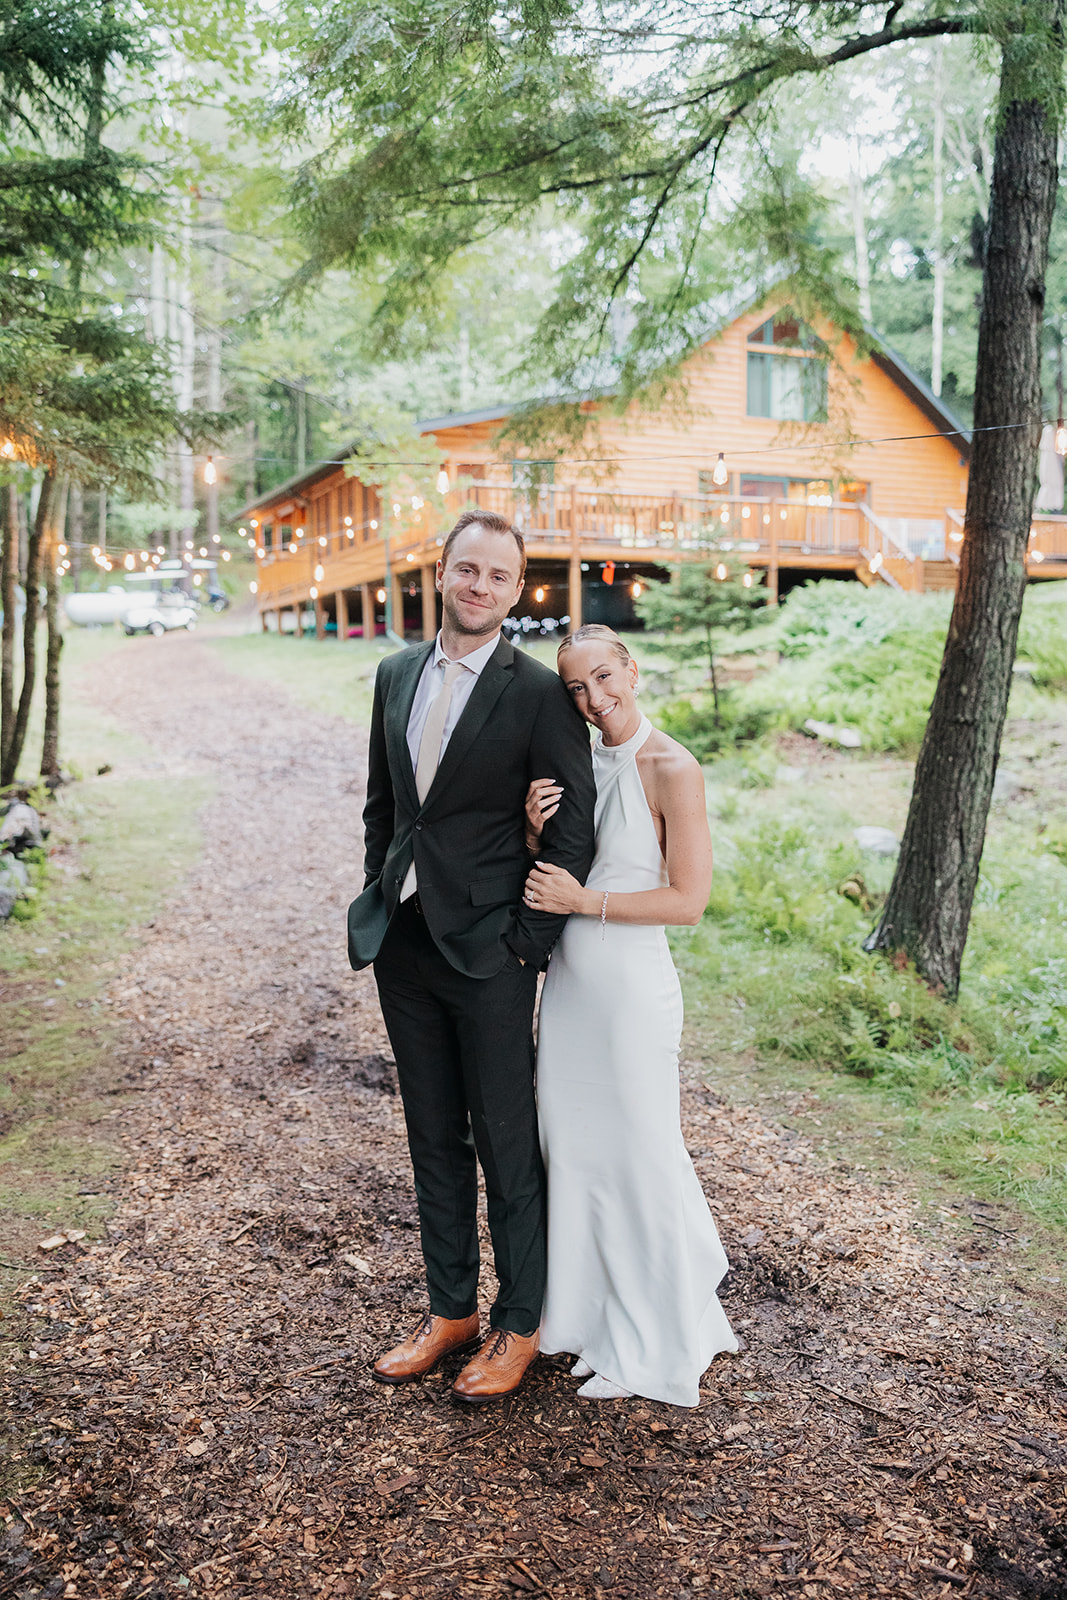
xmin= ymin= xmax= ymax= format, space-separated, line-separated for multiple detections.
xmin=469 ymin=874 xmax=525 ymax=906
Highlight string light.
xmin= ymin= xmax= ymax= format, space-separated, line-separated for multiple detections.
xmin=376 ymin=587 xmax=386 ymax=602
xmin=534 ymin=587 xmax=545 ymax=603
xmin=204 ymin=457 xmax=217 ymax=485
xmin=250 ymin=580 xmax=258 ymax=594
xmin=712 ymin=452 xmax=729 ymax=487
xmin=436 ymin=468 xmax=450 ymax=494
xmin=714 ymin=563 xmax=728 ymax=580
xmin=247 ymin=537 xmax=256 ymax=549
xmin=310 ymin=585 xmax=318 ymax=598
xmin=742 ymin=571 xmax=753 ymax=587
xmin=58 ymin=543 xmax=67 ymax=556
xmin=632 ymin=580 xmax=643 ymax=597
xmin=1056 ymin=421 xmax=1067 ymax=457
xmin=314 ymin=564 xmax=324 ymax=581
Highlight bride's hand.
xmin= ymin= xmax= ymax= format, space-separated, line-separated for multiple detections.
xmin=524 ymin=860 xmax=586 ymax=915
xmin=524 ymin=778 xmax=563 ymax=847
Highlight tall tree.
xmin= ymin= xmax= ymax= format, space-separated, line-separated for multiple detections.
xmin=282 ymin=0 xmax=1064 ymax=996
xmin=0 ymin=1 xmax=214 ymax=786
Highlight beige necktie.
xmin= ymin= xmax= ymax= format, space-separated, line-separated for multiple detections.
xmin=415 ymin=659 xmax=465 ymax=801
xmin=402 ymin=659 xmax=465 ymax=900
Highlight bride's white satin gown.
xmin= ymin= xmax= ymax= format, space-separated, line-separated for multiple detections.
xmin=537 ymin=715 xmax=737 ymax=1406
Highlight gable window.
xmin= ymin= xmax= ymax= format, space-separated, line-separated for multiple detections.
xmin=746 ymin=315 xmax=828 ymax=422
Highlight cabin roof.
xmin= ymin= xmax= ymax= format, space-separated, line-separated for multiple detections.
xmin=238 ymin=309 xmax=971 ymax=515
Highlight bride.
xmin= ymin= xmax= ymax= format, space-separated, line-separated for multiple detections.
xmin=522 ymin=624 xmax=737 ymax=1405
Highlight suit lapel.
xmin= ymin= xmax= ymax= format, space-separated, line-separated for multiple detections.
xmin=423 ymin=636 xmax=514 ymax=806
xmin=386 ymin=641 xmax=434 ymax=812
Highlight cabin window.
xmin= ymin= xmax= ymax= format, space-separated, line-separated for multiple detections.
xmin=746 ymin=315 xmax=827 ymax=422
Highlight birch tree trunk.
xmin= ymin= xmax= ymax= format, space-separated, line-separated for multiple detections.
xmin=40 ymin=480 xmax=68 ymax=782
xmin=930 ymin=41 xmax=947 ymax=397
xmin=866 ymin=14 xmax=1064 ymax=996
xmin=847 ymin=136 xmax=872 ymax=323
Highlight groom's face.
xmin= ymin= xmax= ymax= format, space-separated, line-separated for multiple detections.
xmin=437 ymin=525 xmax=525 ymax=638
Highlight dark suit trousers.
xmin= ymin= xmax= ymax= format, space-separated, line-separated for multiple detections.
xmin=373 ymin=899 xmax=545 ymax=1334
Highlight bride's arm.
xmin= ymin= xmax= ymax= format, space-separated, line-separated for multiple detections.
xmin=524 ymin=750 xmax=712 ymax=927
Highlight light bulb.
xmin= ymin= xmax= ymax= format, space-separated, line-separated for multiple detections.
xmin=289 ymin=542 xmax=297 ymax=554
xmin=632 ymin=581 xmax=642 ymax=597
xmin=204 ymin=456 xmax=217 ymax=486
xmin=314 ymin=564 xmax=324 ymax=581
xmin=712 ymin=452 xmax=728 ymax=487
xmin=436 ymin=468 xmax=450 ymax=495
xmin=1057 ymin=421 xmax=1067 ymax=457
xmin=376 ymin=588 xmax=386 ymax=602
xmin=212 ymin=534 xmax=220 ymax=544
xmin=534 ymin=587 xmax=545 ymax=603
xmin=248 ymin=537 xmax=256 ymax=549
xmin=250 ymin=518 xmax=259 ymax=529
xmin=310 ymin=585 xmax=318 ymax=599
xmin=193 ymin=572 xmax=202 ymax=585
xmin=156 ymin=545 xmax=165 ymax=555
xmin=58 ymin=543 xmax=67 ymax=556
xmin=370 ymin=520 xmax=378 ymax=530
xmin=124 ymin=553 xmax=135 ymax=570
xmin=742 ymin=572 xmax=753 ymax=588
xmin=344 ymin=516 xmax=352 ymax=526
xmin=393 ymin=502 xmax=401 ymax=516
xmin=249 ymin=580 xmax=258 ymax=594
xmin=319 ymin=536 xmax=327 ymax=547
xmin=715 ymin=563 xmax=727 ymax=581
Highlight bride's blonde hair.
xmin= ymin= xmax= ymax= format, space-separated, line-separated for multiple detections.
xmin=556 ymin=623 xmax=632 ymax=666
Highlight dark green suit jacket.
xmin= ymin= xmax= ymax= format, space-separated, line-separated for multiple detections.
xmin=348 ymin=636 xmax=597 ymax=978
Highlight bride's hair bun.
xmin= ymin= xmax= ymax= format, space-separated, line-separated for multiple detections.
xmin=557 ymin=624 xmax=631 ymax=666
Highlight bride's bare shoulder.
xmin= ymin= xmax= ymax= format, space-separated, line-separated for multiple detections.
xmin=638 ymin=727 xmax=703 ymax=793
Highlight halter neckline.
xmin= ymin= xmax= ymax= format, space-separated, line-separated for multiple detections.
xmin=594 ymin=713 xmax=653 ymax=761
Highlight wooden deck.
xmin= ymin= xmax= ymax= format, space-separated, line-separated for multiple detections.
xmin=251 ymin=484 xmax=1067 ymax=638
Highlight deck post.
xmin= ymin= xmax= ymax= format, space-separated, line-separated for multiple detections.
xmin=390 ymin=571 xmax=405 ymax=639
xmin=260 ymin=608 xmax=269 ymax=633
xmin=314 ymin=594 xmax=326 ymax=641
xmin=360 ymin=582 xmax=375 ymax=640
xmin=421 ymin=566 xmax=437 ymax=640
xmin=336 ymin=588 xmax=348 ymax=642
xmin=568 ymin=485 xmax=582 ymax=628
xmin=768 ymin=502 xmax=780 ymax=606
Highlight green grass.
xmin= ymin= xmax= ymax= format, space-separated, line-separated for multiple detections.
xmin=206 ymin=630 xmax=385 ymax=724
xmin=1 ymin=627 xmax=208 ymax=1267
xmin=669 ymin=725 xmax=1067 ymax=1247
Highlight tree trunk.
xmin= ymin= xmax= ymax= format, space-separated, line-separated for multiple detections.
xmin=847 ymin=136 xmax=872 ymax=323
xmin=41 ymin=480 xmax=68 ymax=783
xmin=69 ymin=482 xmax=84 ymax=591
xmin=706 ymin=627 xmax=721 ymax=722
xmin=2 ymin=472 xmax=54 ymax=786
xmin=1 ymin=483 xmax=16 ymax=778
xmin=865 ymin=22 xmax=1063 ymax=997
xmin=930 ymin=41 xmax=946 ymax=397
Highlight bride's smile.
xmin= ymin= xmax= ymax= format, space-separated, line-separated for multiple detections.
xmin=561 ymin=645 xmax=641 ymax=745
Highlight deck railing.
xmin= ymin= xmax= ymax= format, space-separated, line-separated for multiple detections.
xmin=253 ymin=484 xmax=1067 ymax=610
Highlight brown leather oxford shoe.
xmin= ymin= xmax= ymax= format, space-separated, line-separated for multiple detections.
xmin=372 ymin=1312 xmax=480 ymax=1385
xmin=451 ymin=1328 xmax=540 ymax=1404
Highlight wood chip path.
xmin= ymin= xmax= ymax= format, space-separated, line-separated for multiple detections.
xmin=2 ymin=635 xmax=1065 ymax=1599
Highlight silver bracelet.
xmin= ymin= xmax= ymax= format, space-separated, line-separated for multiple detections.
xmin=600 ymin=891 xmax=609 ymax=940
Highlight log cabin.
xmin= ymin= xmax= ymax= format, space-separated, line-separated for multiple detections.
xmin=243 ymin=295 xmax=1067 ymax=640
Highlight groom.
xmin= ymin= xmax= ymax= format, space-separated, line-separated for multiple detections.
xmin=348 ymin=509 xmax=596 ymax=1402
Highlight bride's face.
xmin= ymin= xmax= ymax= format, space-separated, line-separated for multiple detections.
xmin=558 ymin=641 xmax=639 ymax=740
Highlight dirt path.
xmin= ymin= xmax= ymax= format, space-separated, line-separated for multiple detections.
xmin=2 ymin=635 xmax=1065 ymax=1600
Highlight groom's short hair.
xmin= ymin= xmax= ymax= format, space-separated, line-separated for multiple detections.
xmin=441 ymin=509 xmax=526 ymax=577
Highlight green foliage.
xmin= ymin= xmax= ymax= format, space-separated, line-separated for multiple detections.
xmin=699 ymin=811 xmax=1067 ymax=1100
xmin=729 ymin=579 xmax=1067 ymax=753
xmin=655 ymin=696 xmax=772 ymax=762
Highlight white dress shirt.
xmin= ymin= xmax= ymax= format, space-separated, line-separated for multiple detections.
xmin=405 ymin=630 xmax=502 ymax=772
xmin=400 ymin=631 xmax=502 ymax=901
